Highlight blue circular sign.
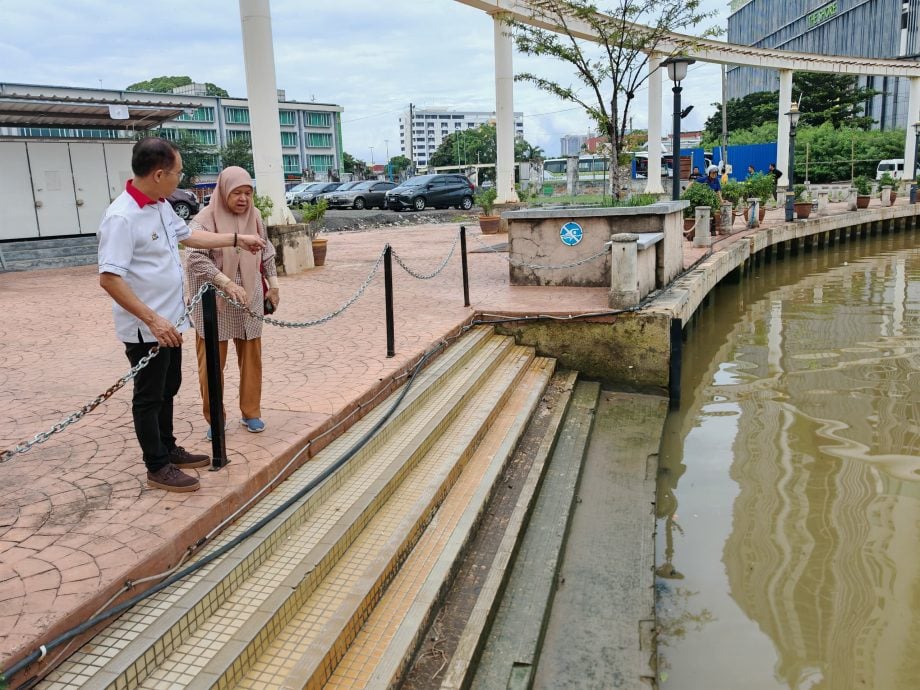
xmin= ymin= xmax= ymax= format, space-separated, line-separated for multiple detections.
xmin=560 ymin=221 xmax=583 ymax=246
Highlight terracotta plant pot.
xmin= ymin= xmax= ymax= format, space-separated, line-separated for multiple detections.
xmin=479 ymin=215 xmax=501 ymax=235
xmin=683 ymin=217 xmax=695 ymax=240
xmin=794 ymin=202 xmax=812 ymax=219
xmin=311 ymin=237 xmax=328 ymax=267
xmin=856 ymin=195 xmax=871 ymax=209
xmin=741 ymin=207 xmax=767 ymax=223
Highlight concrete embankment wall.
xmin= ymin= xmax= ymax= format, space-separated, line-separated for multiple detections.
xmin=496 ymin=204 xmax=920 ymax=396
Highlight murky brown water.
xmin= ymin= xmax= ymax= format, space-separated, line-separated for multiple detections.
xmin=656 ymin=233 xmax=920 ymax=690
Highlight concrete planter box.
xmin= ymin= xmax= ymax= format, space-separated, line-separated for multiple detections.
xmin=266 ymin=222 xmax=319 ymax=275
xmin=502 ymin=202 xmax=687 ymax=290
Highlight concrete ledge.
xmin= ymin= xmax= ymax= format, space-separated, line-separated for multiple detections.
xmin=266 ymin=222 xmax=317 ymax=275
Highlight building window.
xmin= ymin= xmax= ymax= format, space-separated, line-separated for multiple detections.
xmin=20 ymin=127 xmax=123 ymax=139
xmin=176 ymin=107 xmax=215 ymax=122
xmin=281 ymin=131 xmax=298 ymax=148
xmin=279 ymin=110 xmax=296 ymax=126
xmin=306 ymin=132 xmax=333 ymax=148
xmin=452 ymin=115 xmax=464 ymax=119
xmin=202 ymin=154 xmax=222 ymax=174
xmin=185 ymin=129 xmax=217 ymax=146
xmin=225 ymin=107 xmax=250 ymax=124
xmin=308 ymin=154 xmax=335 ymax=172
xmin=282 ymin=154 xmax=301 ymax=174
xmin=227 ymin=130 xmax=252 ymax=145
xmin=306 ymin=111 xmax=331 ymax=127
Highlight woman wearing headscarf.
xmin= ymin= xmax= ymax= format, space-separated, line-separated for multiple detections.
xmin=185 ymin=166 xmax=278 ymax=436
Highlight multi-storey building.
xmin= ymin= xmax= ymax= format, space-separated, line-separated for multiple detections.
xmin=0 ymin=82 xmax=344 ymax=182
xmin=727 ymin=0 xmax=920 ymax=130
xmin=559 ymin=133 xmax=590 ymax=156
xmin=399 ymin=107 xmax=524 ymax=169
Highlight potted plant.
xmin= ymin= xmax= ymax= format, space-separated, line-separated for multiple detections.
xmin=300 ymin=198 xmax=329 ymax=266
xmin=741 ymin=172 xmax=773 ymax=222
xmin=679 ymin=183 xmax=720 ymax=240
xmin=720 ymin=180 xmax=745 ymax=227
xmin=476 ymin=187 xmax=500 ymax=234
xmin=854 ymin=175 xmax=872 ymax=209
xmin=877 ymin=171 xmax=897 ymax=203
xmin=793 ymin=184 xmax=812 ymax=219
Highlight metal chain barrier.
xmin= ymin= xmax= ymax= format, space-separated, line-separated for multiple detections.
xmin=390 ymin=230 xmax=460 ymax=280
xmin=1 ymin=284 xmax=211 ymax=464
xmin=470 ymin=231 xmax=612 ymax=270
xmin=214 ymin=248 xmax=385 ymax=328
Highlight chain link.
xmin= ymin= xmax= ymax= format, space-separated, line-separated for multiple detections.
xmin=470 ymin=232 xmax=612 ymax=270
xmin=213 ymin=249 xmax=384 ymax=328
xmin=1 ymin=284 xmax=211 ymax=464
xmin=390 ymin=230 xmax=460 ymax=280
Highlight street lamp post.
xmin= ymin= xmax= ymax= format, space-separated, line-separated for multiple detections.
xmin=369 ymin=146 xmax=375 ymax=166
xmin=912 ymin=122 xmax=920 ymax=203
xmin=661 ymin=56 xmax=695 ymax=201
xmin=384 ymin=139 xmax=390 ymax=180
xmin=785 ymin=102 xmax=801 ymax=222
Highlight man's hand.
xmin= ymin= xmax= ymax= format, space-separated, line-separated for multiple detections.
xmin=146 ymin=313 xmax=183 ymax=348
xmin=237 ymin=234 xmax=266 ymax=254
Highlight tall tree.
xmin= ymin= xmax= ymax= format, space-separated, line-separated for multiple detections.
xmin=127 ymin=76 xmax=229 ymax=97
xmin=165 ymin=132 xmax=213 ymax=187
xmin=508 ymin=0 xmax=719 ymax=195
xmin=429 ymin=123 xmax=541 ymax=171
xmin=219 ymin=139 xmax=254 ymax=176
xmin=388 ymin=155 xmax=411 ymax=176
xmin=703 ymin=91 xmax=779 ymax=143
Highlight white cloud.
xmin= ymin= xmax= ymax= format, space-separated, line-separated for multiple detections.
xmin=0 ymin=0 xmax=729 ymax=159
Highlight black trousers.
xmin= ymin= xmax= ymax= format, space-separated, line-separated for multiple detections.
xmin=124 ymin=339 xmax=182 ymax=472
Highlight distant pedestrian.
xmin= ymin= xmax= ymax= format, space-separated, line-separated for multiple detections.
xmin=97 ymin=138 xmax=265 ymax=493
xmin=747 ymin=164 xmax=756 ymax=177
xmin=692 ymin=165 xmax=723 ymax=204
xmin=768 ymin=163 xmax=783 ymax=200
xmin=689 ymin=166 xmax=700 ymax=182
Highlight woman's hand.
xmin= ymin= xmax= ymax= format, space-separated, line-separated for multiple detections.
xmin=268 ymin=288 xmax=280 ymax=308
xmin=223 ymin=282 xmax=248 ymax=306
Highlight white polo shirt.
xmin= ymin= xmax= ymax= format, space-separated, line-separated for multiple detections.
xmin=98 ymin=181 xmax=192 ymax=343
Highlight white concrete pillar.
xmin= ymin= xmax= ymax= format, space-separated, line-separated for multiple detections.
xmin=904 ymin=77 xmax=920 ymax=180
xmin=492 ymin=12 xmax=519 ymax=204
xmin=721 ymin=201 xmax=734 ymax=234
xmin=645 ymin=53 xmax=665 ymax=194
xmin=609 ymin=233 xmax=639 ymax=308
xmin=239 ymin=0 xmax=295 ymax=225
xmin=817 ymin=191 xmax=829 ymax=215
xmin=882 ymin=186 xmax=893 ymax=207
xmin=566 ymin=156 xmax=578 ymax=196
xmin=746 ymin=198 xmax=760 ymax=229
xmin=776 ymin=70 xmax=793 ymax=180
xmin=693 ymin=206 xmax=711 ymax=247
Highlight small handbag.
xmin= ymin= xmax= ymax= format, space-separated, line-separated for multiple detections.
xmin=260 ymin=264 xmax=275 ymax=315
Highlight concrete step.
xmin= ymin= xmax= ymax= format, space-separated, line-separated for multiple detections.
xmin=38 ymin=326 xmax=556 ymax=690
xmin=1 ymin=236 xmax=98 ymax=272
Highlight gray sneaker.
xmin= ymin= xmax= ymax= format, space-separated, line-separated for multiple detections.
xmin=147 ymin=463 xmax=200 ymax=493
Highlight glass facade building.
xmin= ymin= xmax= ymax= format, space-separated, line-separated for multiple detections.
xmin=727 ymin=0 xmax=920 ymax=130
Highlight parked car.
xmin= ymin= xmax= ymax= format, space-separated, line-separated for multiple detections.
xmin=318 ymin=180 xmax=362 ymax=204
xmin=328 ymin=180 xmax=397 ymax=210
xmin=167 ymin=188 xmax=200 ymax=219
xmin=292 ymin=182 xmax=342 ymax=206
xmin=385 ymin=174 xmax=474 ymax=211
xmin=285 ymin=183 xmax=313 ymax=205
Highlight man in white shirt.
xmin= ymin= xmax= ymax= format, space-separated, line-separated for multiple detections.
xmin=98 ymin=137 xmax=265 ymax=492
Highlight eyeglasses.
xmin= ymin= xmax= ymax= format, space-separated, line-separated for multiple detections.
xmin=163 ymin=169 xmax=183 ymax=179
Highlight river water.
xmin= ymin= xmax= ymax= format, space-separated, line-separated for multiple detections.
xmin=655 ymin=232 xmax=920 ymax=690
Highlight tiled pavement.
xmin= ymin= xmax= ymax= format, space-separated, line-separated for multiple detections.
xmin=0 ymin=198 xmax=890 ymax=677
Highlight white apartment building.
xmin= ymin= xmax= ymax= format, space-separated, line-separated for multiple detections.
xmin=399 ymin=107 xmax=524 ymax=169
xmin=0 ymin=82 xmax=344 ymax=184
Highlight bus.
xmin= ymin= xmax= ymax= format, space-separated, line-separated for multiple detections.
xmin=633 ymin=152 xmax=673 ymax=179
xmin=543 ymin=154 xmax=610 ymax=181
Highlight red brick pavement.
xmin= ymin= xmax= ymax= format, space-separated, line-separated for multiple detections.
xmin=0 ymin=198 xmax=887 ymax=676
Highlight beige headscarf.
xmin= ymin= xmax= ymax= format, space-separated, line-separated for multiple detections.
xmin=195 ymin=166 xmax=262 ymax=300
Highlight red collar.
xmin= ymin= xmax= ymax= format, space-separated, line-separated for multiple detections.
xmin=126 ymin=179 xmax=165 ymax=208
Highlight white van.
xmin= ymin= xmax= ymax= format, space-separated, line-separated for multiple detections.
xmin=876 ymin=159 xmax=905 ymax=180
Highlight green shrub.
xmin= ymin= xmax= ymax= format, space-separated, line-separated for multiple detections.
xmin=300 ymin=198 xmax=328 ymax=223
xmin=877 ymin=172 xmax=896 ymax=196
xmin=743 ymin=172 xmax=774 ymax=205
xmin=253 ymin=193 xmax=273 ymax=222
xmin=854 ymin=175 xmax=872 ymax=196
xmin=793 ymin=184 xmax=808 ymax=201
xmin=680 ymin=183 xmax=720 ymax=219
xmin=606 ymin=193 xmax=658 ymax=208
xmin=475 ymin=187 xmax=498 ymax=215
xmin=721 ymin=180 xmax=745 ymax=207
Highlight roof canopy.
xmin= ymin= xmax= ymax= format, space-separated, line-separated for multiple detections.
xmin=0 ymin=93 xmax=194 ymax=130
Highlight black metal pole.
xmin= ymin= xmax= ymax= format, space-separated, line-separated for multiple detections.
xmin=668 ymin=317 xmax=683 ymax=409
xmin=672 ymin=84 xmax=682 ymax=201
xmin=202 ymin=285 xmax=227 ymax=469
xmin=384 ymin=244 xmax=395 ymax=358
xmin=460 ymin=225 xmax=470 ymax=307
xmin=786 ymin=125 xmax=796 ymax=222
xmin=913 ymin=130 xmax=920 ymax=203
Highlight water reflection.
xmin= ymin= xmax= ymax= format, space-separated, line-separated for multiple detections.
xmin=656 ymin=235 xmax=920 ymax=689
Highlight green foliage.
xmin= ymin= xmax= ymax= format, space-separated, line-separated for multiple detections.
xmin=253 ymin=193 xmax=273 ymax=222
xmin=606 ymin=193 xmax=658 ymax=208
xmin=793 ymin=184 xmax=808 ymax=201
xmin=126 ymin=75 xmax=228 ymax=97
xmin=703 ymin=91 xmax=779 ymax=143
xmin=428 ymin=124 xmax=540 ymax=176
xmin=165 ymin=131 xmax=214 ymax=187
xmin=508 ymin=0 xmax=720 ymax=169
xmin=343 ymin=152 xmax=367 ymax=175
xmin=877 ymin=172 xmax=896 ymax=196
xmin=219 ymin=138 xmax=254 ymax=176
xmin=794 ymin=123 xmax=904 ymax=183
xmin=300 ymin=198 xmax=328 ymax=223
xmin=720 ymin=180 xmax=745 ymax=207
xmin=680 ymin=183 xmax=720 ymax=219
xmin=388 ymin=155 xmax=411 ymax=176
xmin=743 ymin=172 xmax=775 ymax=205
xmin=475 ymin=187 xmax=498 ymax=215
xmin=854 ymin=175 xmax=872 ymax=196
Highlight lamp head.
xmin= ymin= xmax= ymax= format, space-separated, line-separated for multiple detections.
xmin=662 ymin=55 xmax=695 ymax=84
xmin=913 ymin=121 xmax=920 ymax=133
xmin=786 ymin=102 xmax=801 ymax=129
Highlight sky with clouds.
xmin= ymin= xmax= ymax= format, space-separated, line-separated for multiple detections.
xmin=0 ymin=0 xmax=731 ymax=162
